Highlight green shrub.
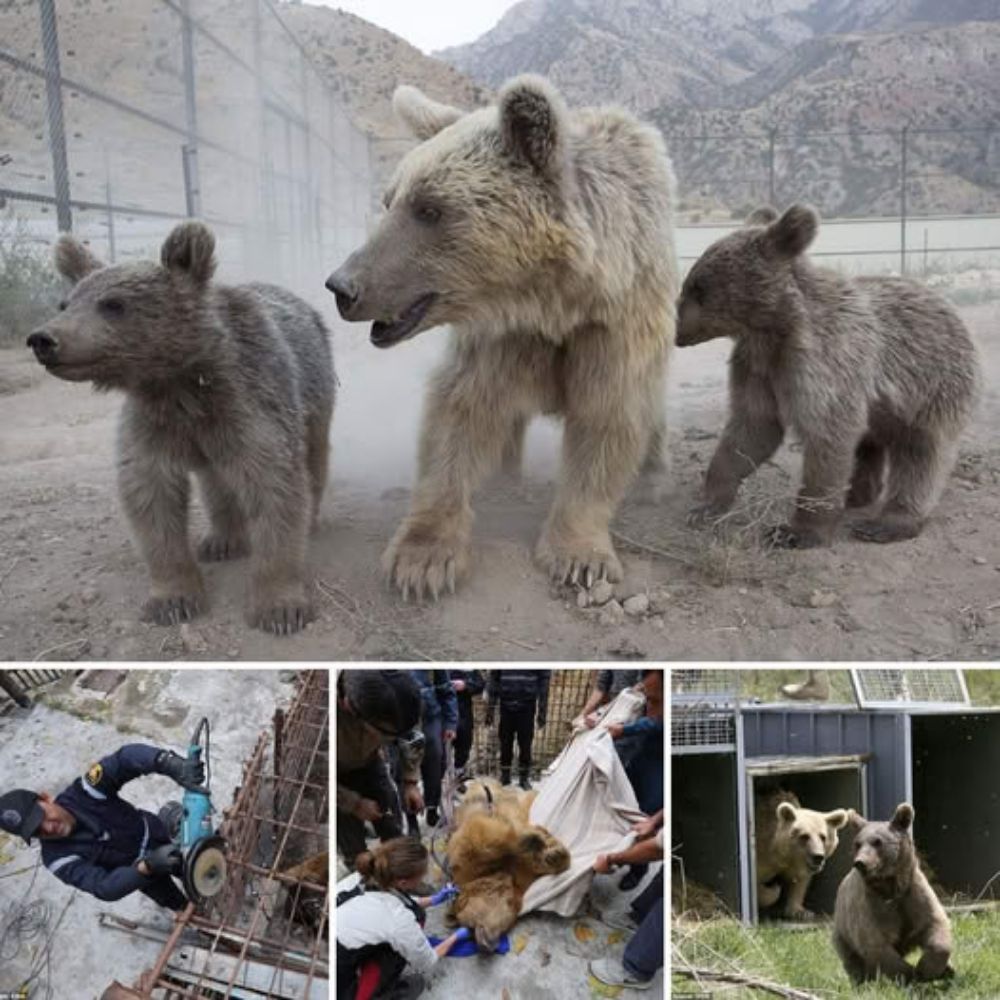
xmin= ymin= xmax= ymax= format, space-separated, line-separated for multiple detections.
xmin=0 ymin=215 xmax=64 ymax=347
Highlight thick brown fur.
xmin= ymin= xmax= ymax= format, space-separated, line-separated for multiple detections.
xmin=328 ymin=74 xmax=678 ymax=597
xmin=445 ymin=781 xmax=570 ymax=951
xmin=755 ymin=790 xmax=848 ymax=920
xmin=31 ymin=223 xmax=335 ymax=634
xmin=678 ymin=204 xmax=982 ymax=548
xmin=833 ymin=804 xmax=953 ymax=984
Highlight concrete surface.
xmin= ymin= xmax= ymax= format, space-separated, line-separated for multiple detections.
xmin=0 ymin=668 xmax=298 ymax=998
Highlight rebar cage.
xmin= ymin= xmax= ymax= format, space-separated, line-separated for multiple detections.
xmin=141 ymin=669 xmax=329 ymax=999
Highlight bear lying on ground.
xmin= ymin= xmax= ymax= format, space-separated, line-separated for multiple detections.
xmin=446 ymin=779 xmax=570 ymax=950
xmin=677 ymin=204 xmax=981 ymax=548
xmin=27 ymin=223 xmax=335 ymax=634
xmin=833 ymin=803 xmax=953 ymax=984
xmin=755 ymin=789 xmax=848 ymax=920
xmin=327 ymin=74 xmax=678 ymax=598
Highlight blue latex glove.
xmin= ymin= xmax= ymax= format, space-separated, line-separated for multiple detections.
xmin=427 ymin=930 xmax=511 ymax=957
xmin=453 ymin=926 xmax=472 ymax=942
xmin=429 ymin=883 xmax=459 ymax=906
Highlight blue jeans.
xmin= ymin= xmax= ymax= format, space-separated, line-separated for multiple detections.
xmin=623 ymin=871 xmax=663 ymax=981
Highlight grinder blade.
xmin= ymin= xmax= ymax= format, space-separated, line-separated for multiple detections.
xmin=183 ymin=835 xmax=227 ymax=903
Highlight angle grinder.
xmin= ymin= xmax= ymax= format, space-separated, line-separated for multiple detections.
xmin=179 ymin=717 xmax=227 ymax=904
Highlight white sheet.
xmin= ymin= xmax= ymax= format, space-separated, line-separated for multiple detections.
xmin=521 ymin=687 xmax=649 ymax=916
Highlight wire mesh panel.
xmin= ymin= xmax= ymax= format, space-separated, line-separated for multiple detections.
xmin=850 ymin=668 xmax=970 ymax=709
xmin=143 ymin=669 xmax=329 ymax=999
xmin=671 ymin=669 xmax=741 ymax=753
xmin=0 ymin=0 xmax=372 ymax=322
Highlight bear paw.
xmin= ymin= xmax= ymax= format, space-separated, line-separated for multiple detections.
xmin=249 ymin=587 xmax=314 ymax=635
xmin=197 ymin=533 xmax=250 ymax=562
xmin=535 ymin=533 xmax=623 ymax=588
xmin=763 ymin=523 xmax=825 ymax=549
xmin=851 ymin=518 xmax=922 ymax=544
xmin=382 ymin=526 xmax=470 ymax=601
xmin=141 ymin=591 xmax=205 ymax=626
xmin=686 ymin=501 xmax=729 ymax=528
xmin=784 ymin=905 xmax=817 ymax=922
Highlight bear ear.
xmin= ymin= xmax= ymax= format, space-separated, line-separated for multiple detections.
xmin=498 ymin=74 xmax=567 ymax=177
xmin=825 ymin=809 xmax=849 ymax=830
xmin=746 ymin=205 xmax=779 ymax=227
xmin=776 ymin=802 xmax=798 ymax=824
xmin=845 ymin=808 xmax=867 ymax=833
xmin=54 ymin=235 xmax=103 ymax=285
xmin=890 ymin=803 xmax=914 ymax=833
xmin=393 ymin=85 xmax=464 ymax=140
xmin=765 ymin=204 xmax=819 ymax=258
xmin=161 ymin=221 xmax=216 ymax=284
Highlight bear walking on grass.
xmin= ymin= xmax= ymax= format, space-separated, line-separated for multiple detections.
xmin=833 ymin=803 xmax=953 ymax=984
xmin=755 ymin=789 xmax=848 ymax=921
xmin=328 ymin=74 xmax=678 ymax=598
xmin=677 ymin=204 xmax=981 ymax=548
xmin=27 ymin=222 xmax=335 ymax=634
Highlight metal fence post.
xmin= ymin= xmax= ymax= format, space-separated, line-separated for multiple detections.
xmin=768 ymin=127 xmax=777 ymax=207
xmin=38 ymin=0 xmax=72 ymax=232
xmin=180 ymin=0 xmax=202 ymax=217
xmin=900 ymin=124 xmax=909 ymax=275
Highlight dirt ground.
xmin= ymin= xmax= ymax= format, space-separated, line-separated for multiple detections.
xmin=1 ymin=302 xmax=998 ymax=662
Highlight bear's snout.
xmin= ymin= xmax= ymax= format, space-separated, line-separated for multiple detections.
xmin=27 ymin=330 xmax=58 ymax=364
xmin=853 ymin=858 xmax=868 ymax=875
xmin=325 ymin=269 xmax=360 ymax=319
xmin=809 ymin=853 xmax=825 ymax=871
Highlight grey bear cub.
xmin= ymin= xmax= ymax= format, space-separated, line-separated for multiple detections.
xmin=833 ymin=803 xmax=953 ymax=984
xmin=677 ymin=204 xmax=981 ymax=547
xmin=28 ymin=222 xmax=335 ymax=634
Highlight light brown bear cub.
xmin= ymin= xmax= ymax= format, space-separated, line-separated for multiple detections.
xmin=833 ymin=803 xmax=953 ymax=984
xmin=755 ymin=790 xmax=848 ymax=920
xmin=328 ymin=74 xmax=678 ymax=598
xmin=677 ymin=204 xmax=981 ymax=548
xmin=28 ymin=223 xmax=335 ymax=634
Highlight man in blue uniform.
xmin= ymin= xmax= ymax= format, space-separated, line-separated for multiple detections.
xmin=0 ymin=743 xmax=204 ymax=911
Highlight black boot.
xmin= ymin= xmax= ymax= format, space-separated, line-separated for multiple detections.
xmin=518 ymin=771 xmax=531 ymax=791
xmin=426 ymin=807 xmax=439 ymax=827
xmin=501 ymin=767 xmax=511 ymax=786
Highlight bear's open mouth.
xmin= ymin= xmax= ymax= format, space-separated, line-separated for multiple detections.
xmin=371 ymin=293 xmax=437 ymax=348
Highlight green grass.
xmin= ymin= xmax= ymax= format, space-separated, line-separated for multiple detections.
xmin=0 ymin=213 xmax=63 ymax=346
xmin=673 ymin=910 xmax=1000 ymax=999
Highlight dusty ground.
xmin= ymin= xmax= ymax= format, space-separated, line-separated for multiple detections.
xmin=0 ymin=669 xmax=297 ymax=998
xmin=1 ymin=302 xmax=998 ymax=662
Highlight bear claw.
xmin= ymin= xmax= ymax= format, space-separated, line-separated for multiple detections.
xmin=249 ymin=599 xmax=313 ymax=636
xmin=142 ymin=593 xmax=204 ymax=626
xmin=382 ymin=532 xmax=469 ymax=601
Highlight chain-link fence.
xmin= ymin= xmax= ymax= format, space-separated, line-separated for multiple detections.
xmin=0 ymin=0 xmax=371 ymax=302
xmin=669 ymin=125 xmax=1000 ymax=280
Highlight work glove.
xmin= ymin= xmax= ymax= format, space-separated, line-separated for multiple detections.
xmin=155 ymin=750 xmax=205 ymax=789
xmin=429 ymin=883 xmax=459 ymax=906
xmin=144 ymin=843 xmax=183 ymax=877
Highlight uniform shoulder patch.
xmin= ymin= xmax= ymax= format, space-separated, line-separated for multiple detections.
xmin=85 ymin=762 xmax=103 ymax=787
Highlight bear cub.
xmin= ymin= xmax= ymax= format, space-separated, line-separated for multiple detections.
xmin=28 ymin=222 xmax=335 ymax=634
xmin=833 ymin=803 xmax=953 ymax=984
xmin=677 ymin=204 xmax=981 ymax=548
xmin=755 ymin=789 xmax=848 ymax=920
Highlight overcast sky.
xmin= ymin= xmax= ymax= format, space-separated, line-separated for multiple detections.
xmin=302 ymin=0 xmax=518 ymax=54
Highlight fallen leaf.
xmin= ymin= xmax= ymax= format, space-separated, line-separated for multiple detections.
xmin=574 ymin=922 xmax=596 ymax=943
xmin=607 ymin=930 xmax=624 ymax=945
xmin=513 ymin=933 xmax=529 ymax=954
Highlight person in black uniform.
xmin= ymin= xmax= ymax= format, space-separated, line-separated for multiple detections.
xmin=447 ymin=669 xmax=485 ymax=779
xmin=485 ymin=670 xmax=549 ymax=789
xmin=0 ymin=743 xmax=204 ymax=911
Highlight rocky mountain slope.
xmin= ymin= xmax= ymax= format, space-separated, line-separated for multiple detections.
xmin=437 ymin=0 xmax=1000 ymax=217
